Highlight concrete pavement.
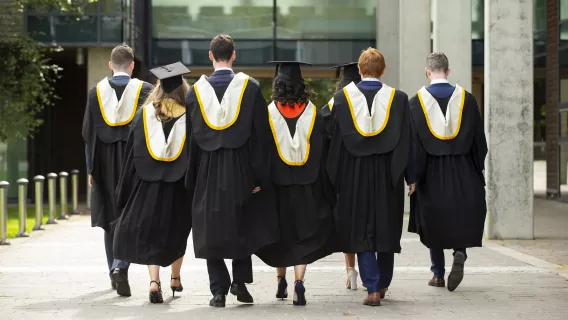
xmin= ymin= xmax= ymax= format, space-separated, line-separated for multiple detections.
xmin=0 ymin=210 xmax=567 ymax=319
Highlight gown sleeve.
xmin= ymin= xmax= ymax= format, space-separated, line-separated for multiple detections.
xmin=185 ymin=87 xmax=203 ymax=193
xmin=82 ymin=89 xmax=95 ymax=174
xmin=115 ymin=123 xmax=136 ymax=215
xmin=248 ymin=87 xmax=270 ymax=189
xmin=326 ymin=99 xmax=342 ymax=190
xmin=470 ymin=99 xmax=488 ymax=185
xmin=389 ymin=93 xmax=411 ymax=187
xmin=411 ymin=112 xmax=428 ymax=185
xmin=404 ymin=95 xmax=416 ymax=185
xmin=319 ymin=113 xmax=337 ymax=207
xmin=321 ymin=105 xmax=333 ymax=137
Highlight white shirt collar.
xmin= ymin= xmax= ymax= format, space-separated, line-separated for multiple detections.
xmin=214 ymin=67 xmax=233 ymax=72
xmin=113 ymin=72 xmax=130 ymax=78
xmin=361 ymin=77 xmax=381 ymax=82
xmin=430 ymin=79 xmax=449 ymax=85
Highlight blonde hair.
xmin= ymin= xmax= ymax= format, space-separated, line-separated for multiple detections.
xmin=142 ymin=80 xmax=189 ymax=122
xmin=358 ymin=48 xmax=386 ymax=79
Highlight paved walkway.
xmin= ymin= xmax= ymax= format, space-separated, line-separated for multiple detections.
xmin=1 ymin=208 xmax=568 ymax=319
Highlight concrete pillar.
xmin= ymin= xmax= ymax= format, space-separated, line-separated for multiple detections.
xmin=87 ymin=47 xmax=112 ymax=88
xmin=377 ymin=0 xmax=431 ymax=212
xmin=432 ymin=0 xmax=472 ymax=92
xmin=484 ymin=0 xmax=534 ymax=239
xmin=377 ymin=0 xmax=430 ymax=92
xmin=398 ymin=0 xmax=431 ymax=94
xmin=376 ymin=0 xmax=400 ymax=88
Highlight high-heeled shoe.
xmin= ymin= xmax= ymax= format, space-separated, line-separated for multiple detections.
xmin=171 ymin=276 xmax=183 ymax=297
xmin=276 ymin=276 xmax=288 ymax=299
xmin=346 ymin=267 xmax=358 ymax=290
xmin=293 ymin=280 xmax=306 ymax=306
xmin=149 ymin=281 xmax=163 ymax=304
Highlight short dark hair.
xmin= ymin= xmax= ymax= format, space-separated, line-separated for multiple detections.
xmin=210 ymin=34 xmax=234 ymax=62
xmin=110 ymin=44 xmax=134 ymax=70
xmin=426 ymin=52 xmax=449 ymax=72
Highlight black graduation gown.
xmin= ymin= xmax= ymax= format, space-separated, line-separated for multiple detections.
xmin=327 ymin=85 xmax=410 ymax=254
xmin=112 ymin=109 xmax=191 ymax=267
xmin=81 ymin=80 xmax=154 ymax=232
xmin=408 ymin=90 xmax=487 ymax=249
xmin=185 ymin=77 xmax=279 ymax=260
xmin=255 ymin=106 xmax=336 ymax=267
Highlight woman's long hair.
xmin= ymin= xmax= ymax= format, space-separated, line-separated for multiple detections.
xmin=142 ymin=80 xmax=189 ymax=122
xmin=270 ymin=75 xmax=315 ymax=106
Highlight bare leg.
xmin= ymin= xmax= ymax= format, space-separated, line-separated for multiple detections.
xmin=294 ymin=265 xmax=307 ymax=281
xmin=345 ymin=254 xmax=358 ymax=290
xmin=277 ymin=267 xmax=287 ymax=278
xmin=170 ymin=256 xmax=184 ymax=287
xmin=344 ymin=253 xmax=356 ymax=269
xmin=148 ymin=265 xmax=160 ymax=292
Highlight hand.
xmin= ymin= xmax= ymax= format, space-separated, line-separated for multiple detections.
xmin=252 ymin=186 xmax=261 ymax=193
xmin=88 ymin=174 xmax=93 ymax=187
xmin=408 ymin=183 xmax=415 ymax=197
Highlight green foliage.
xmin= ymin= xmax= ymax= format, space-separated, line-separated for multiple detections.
xmin=0 ymin=0 xmax=69 ymax=140
xmin=0 ymin=34 xmax=62 ymax=140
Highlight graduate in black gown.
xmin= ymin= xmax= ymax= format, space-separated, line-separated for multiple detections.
xmin=322 ymin=62 xmax=363 ymax=291
xmin=254 ymin=61 xmax=336 ymax=306
xmin=408 ymin=53 xmax=487 ymax=292
xmin=327 ymin=48 xmax=411 ymax=306
xmin=185 ymin=34 xmax=279 ymax=308
xmin=81 ymin=44 xmax=153 ymax=297
xmin=113 ymin=62 xmax=192 ymax=304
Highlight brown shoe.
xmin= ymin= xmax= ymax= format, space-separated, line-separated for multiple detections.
xmin=363 ymin=292 xmax=381 ymax=306
xmin=379 ymin=288 xmax=388 ymax=299
xmin=428 ymin=277 xmax=445 ymax=287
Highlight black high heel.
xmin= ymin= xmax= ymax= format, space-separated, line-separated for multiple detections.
xmin=149 ymin=281 xmax=163 ymax=304
xmin=293 ymin=280 xmax=306 ymax=306
xmin=276 ymin=276 xmax=288 ymax=299
xmin=171 ymin=276 xmax=183 ymax=297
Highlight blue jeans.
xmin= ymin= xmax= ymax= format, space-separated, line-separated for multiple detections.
xmin=104 ymin=231 xmax=129 ymax=272
xmin=357 ymin=252 xmax=394 ymax=294
xmin=430 ymin=248 xmax=467 ymax=279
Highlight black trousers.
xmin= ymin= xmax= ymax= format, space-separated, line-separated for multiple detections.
xmin=207 ymin=257 xmax=253 ymax=295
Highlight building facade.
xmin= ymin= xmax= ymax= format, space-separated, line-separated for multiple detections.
xmin=0 ymin=0 xmax=565 ymax=236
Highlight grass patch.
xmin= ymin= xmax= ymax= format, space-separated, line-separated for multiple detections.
xmin=6 ymin=205 xmax=60 ymax=238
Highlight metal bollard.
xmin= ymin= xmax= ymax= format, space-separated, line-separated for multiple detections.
xmin=58 ymin=171 xmax=69 ymax=220
xmin=33 ymin=175 xmax=45 ymax=231
xmin=70 ymin=169 xmax=80 ymax=215
xmin=16 ymin=178 xmax=30 ymax=237
xmin=0 ymin=181 xmax=10 ymax=245
xmin=86 ymin=173 xmax=91 ymax=210
xmin=46 ymin=173 xmax=58 ymax=225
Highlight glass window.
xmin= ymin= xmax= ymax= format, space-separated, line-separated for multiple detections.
xmin=100 ymin=15 xmax=123 ymax=42
xmin=99 ymin=0 xmax=123 ymax=13
xmin=26 ymin=0 xmax=98 ymax=14
xmin=275 ymin=0 xmax=376 ymax=40
xmin=152 ymin=0 xmax=274 ymax=39
xmin=534 ymin=0 xmax=547 ymax=36
xmin=27 ymin=15 xmax=98 ymax=43
xmin=275 ymin=39 xmax=374 ymax=65
xmin=153 ymin=39 xmax=274 ymax=66
xmin=562 ymin=0 xmax=568 ymax=20
xmin=471 ymin=0 xmax=484 ymax=39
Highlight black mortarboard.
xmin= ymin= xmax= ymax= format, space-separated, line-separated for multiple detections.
xmin=331 ymin=62 xmax=360 ymax=82
xmin=149 ymin=62 xmax=191 ymax=93
xmin=267 ymin=61 xmax=311 ymax=80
